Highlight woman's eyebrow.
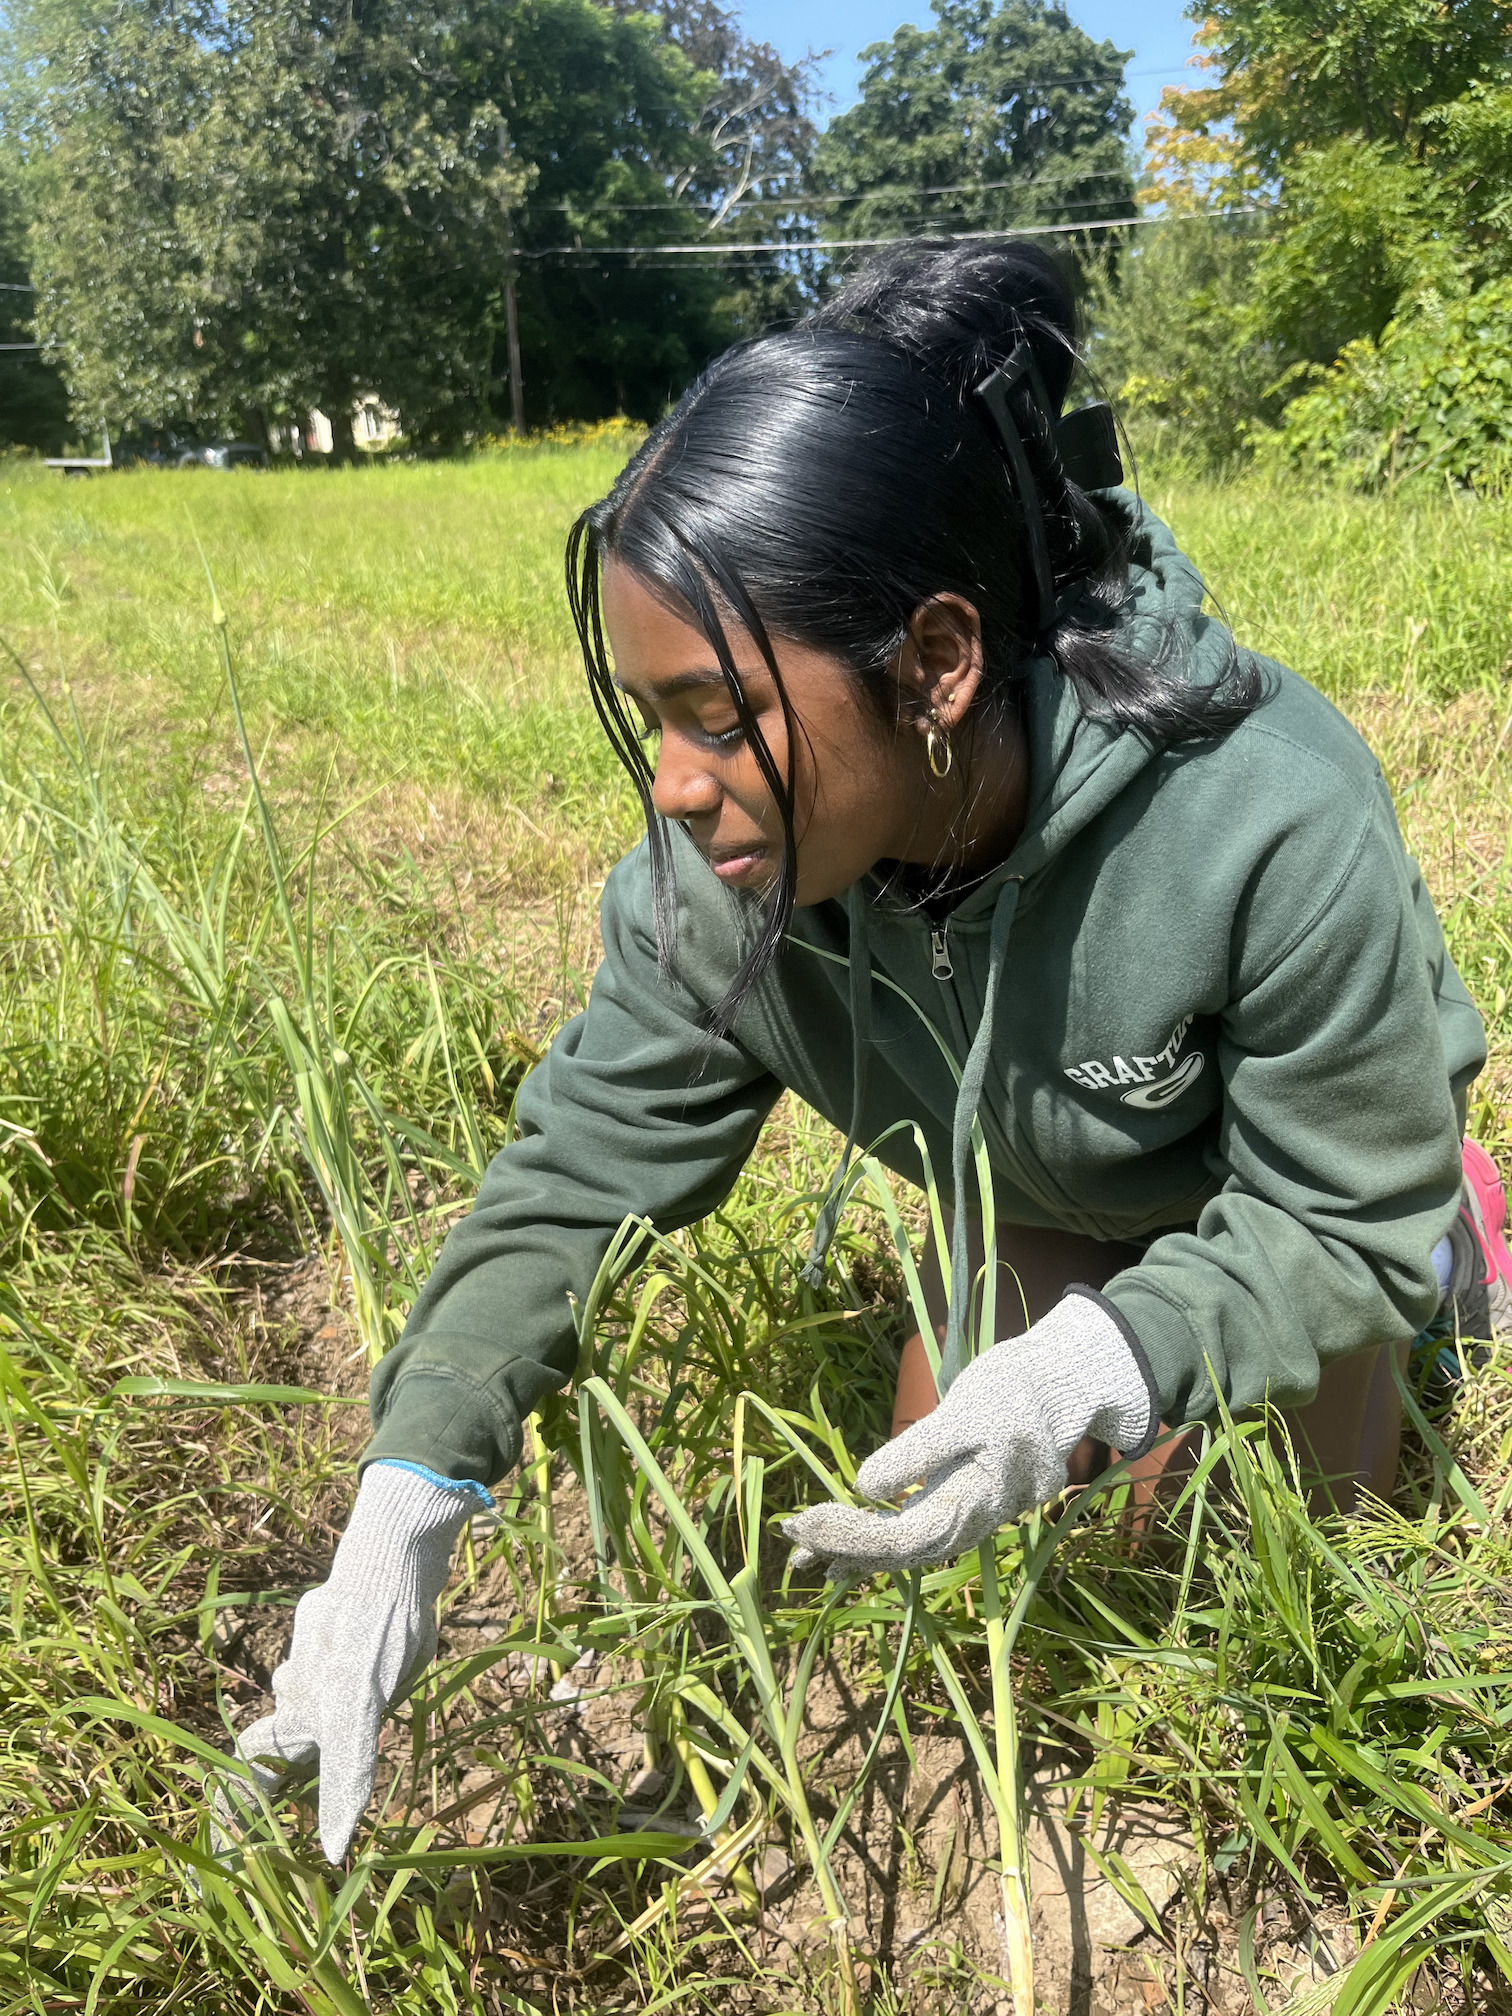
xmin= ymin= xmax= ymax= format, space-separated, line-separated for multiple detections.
xmin=613 ymin=668 xmax=730 ymax=700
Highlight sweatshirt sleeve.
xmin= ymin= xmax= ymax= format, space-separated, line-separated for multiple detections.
xmin=363 ymin=848 xmax=782 ymax=1485
xmin=1102 ymin=776 xmax=1481 ymax=1425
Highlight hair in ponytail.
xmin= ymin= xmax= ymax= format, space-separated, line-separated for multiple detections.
xmin=568 ymin=237 xmax=1261 ymax=1033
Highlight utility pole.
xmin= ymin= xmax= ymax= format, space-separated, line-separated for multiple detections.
xmin=499 ymin=118 xmax=525 ymax=434
xmin=504 ymin=249 xmax=524 ymax=435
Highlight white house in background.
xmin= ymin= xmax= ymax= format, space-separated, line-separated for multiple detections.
xmin=355 ymin=396 xmax=401 ymax=448
xmin=305 ymin=398 xmax=401 ymax=455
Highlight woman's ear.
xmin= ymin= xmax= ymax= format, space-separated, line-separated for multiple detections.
xmin=896 ymin=594 xmax=985 ymax=738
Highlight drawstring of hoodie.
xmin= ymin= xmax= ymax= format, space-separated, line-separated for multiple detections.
xmin=800 ymin=877 xmax=1023 ymax=1397
xmin=940 ymin=879 xmax=1020 ymax=1391
xmin=799 ymin=882 xmax=874 ymax=1288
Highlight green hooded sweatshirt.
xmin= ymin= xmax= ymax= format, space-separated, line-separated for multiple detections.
xmin=365 ymin=498 xmax=1487 ymax=1486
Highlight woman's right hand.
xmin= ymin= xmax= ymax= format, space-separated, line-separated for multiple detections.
xmin=782 ymin=1291 xmax=1156 ymax=1578
xmin=227 ymin=1462 xmax=490 ymax=1862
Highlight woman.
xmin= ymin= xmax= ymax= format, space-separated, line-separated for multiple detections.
xmin=232 ymin=240 xmax=1503 ymax=1863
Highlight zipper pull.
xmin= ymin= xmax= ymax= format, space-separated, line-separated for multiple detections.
xmin=930 ymin=927 xmax=953 ymax=980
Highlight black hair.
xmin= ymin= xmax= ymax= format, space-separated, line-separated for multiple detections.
xmin=566 ymin=236 xmax=1260 ymax=1034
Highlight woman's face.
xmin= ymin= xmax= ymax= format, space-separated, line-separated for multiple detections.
xmin=601 ymin=562 xmax=944 ymax=907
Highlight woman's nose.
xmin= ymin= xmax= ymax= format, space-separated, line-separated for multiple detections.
xmin=651 ymin=737 xmax=721 ymax=824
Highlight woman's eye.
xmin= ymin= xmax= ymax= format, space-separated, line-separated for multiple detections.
xmin=700 ymin=722 xmax=745 ymax=751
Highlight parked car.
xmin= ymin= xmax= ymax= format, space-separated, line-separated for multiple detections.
xmin=114 ymin=430 xmax=196 ymax=467
xmin=176 ymin=440 xmax=269 ymax=470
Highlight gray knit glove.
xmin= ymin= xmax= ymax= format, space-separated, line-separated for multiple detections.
xmin=783 ymin=1291 xmax=1156 ymax=1578
xmin=228 ymin=1462 xmax=489 ymax=1862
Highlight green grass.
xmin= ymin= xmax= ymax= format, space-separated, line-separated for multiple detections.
xmin=1153 ymin=470 xmax=1512 ymax=706
xmin=0 ymin=448 xmax=1509 ymax=2015
xmin=0 ymin=443 xmax=642 ymax=896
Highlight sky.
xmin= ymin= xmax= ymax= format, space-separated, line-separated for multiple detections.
xmin=741 ymin=0 xmax=1203 ymax=154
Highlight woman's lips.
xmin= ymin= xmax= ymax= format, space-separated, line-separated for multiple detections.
xmin=707 ymin=845 xmax=769 ymax=886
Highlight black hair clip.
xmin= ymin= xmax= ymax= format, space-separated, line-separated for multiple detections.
xmin=975 ymin=343 xmax=1125 ymax=635
xmin=1055 ymin=403 xmax=1124 ymax=492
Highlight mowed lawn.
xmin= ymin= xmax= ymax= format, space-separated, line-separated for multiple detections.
xmin=0 ymin=447 xmax=1509 ymax=2015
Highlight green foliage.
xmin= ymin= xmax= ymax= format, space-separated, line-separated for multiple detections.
xmin=1091 ymin=215 xmax=1271 ymax=467
xmin=811 ymin=0 xmax=1134 ymax=243
xmin=502 ymin=0 xmax=813 ymax=424
xmin=517 ymin=0 xmax=821 ymax=415
xmin=1097 ymin=142 xmax=1453 ymax=472
xmin=1268 ymin=278 xmax=1512 ymax=490
xmin=1192 ymin=0 xmax=1511 ymax=173
xmin=5 ymin=0 xmax=815 ymax=440
xmin=1246 ymin=137 xmax=1456 ymax=370
xmin=1427 ymin=79 xmax=1512 ymax=270
xmin=0 ymin=126 xmax=67 ymax=452
xmin=13 ymin=0 xmax=533 ymax=448
xmin=1118 ymin=0 xmax=1512 ymax=471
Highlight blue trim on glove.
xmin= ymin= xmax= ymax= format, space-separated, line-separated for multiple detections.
xmin=371 ymin=1459 xmax=495 ymax=1511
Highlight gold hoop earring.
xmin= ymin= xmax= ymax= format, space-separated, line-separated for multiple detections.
xmin=926 ymin=716 xmax=953 ymax=779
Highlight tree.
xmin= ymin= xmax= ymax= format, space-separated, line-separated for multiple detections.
xmin=1145 ymin=0 xmax=1512 ymax=313
xmin=1246 ymin=139 xmax=1451 ymax=366
xmin=810 ymin=0 xmax=1135 ymax=247
xmin=642 ymin=0 xmax=822 ymax=346
xmin=12 ymin=0 xmax=533 ymax=449
xmin=503 ymin=0 xmax=820 ymax=423
xmin=1100 ymin=0 xmax=1512 ymax=467
xmin=492 ymin=0 xmax=741 ymax=424
xmin=6 ymin=0 xmax=819 ymax=439
xmin=645 ymin=0 xmax=817 ymax=223
xmin=1152 ymin=0 xmax=1512 ymax=179
xmin=0 ymin=88 xmax=68 ymax=450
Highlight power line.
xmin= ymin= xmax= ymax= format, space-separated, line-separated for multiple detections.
xmin=0 ymin=342 xmax=42 ymax=351
xmin=522 ymin=207 xmax=1261 ymax=259
xmin=0 ymin=282 xmax=37 ymax=292
xmin=837 ymin=59 xmax=1196 ymax=91
xmin=868 ymin=189 xmax=1140 ymax=216
xmin=523 ymin=166 xmax=1137 ymax=217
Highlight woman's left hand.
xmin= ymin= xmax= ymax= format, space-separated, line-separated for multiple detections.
xmin=782 ymin=1291 xmax=1156 ymax=1578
